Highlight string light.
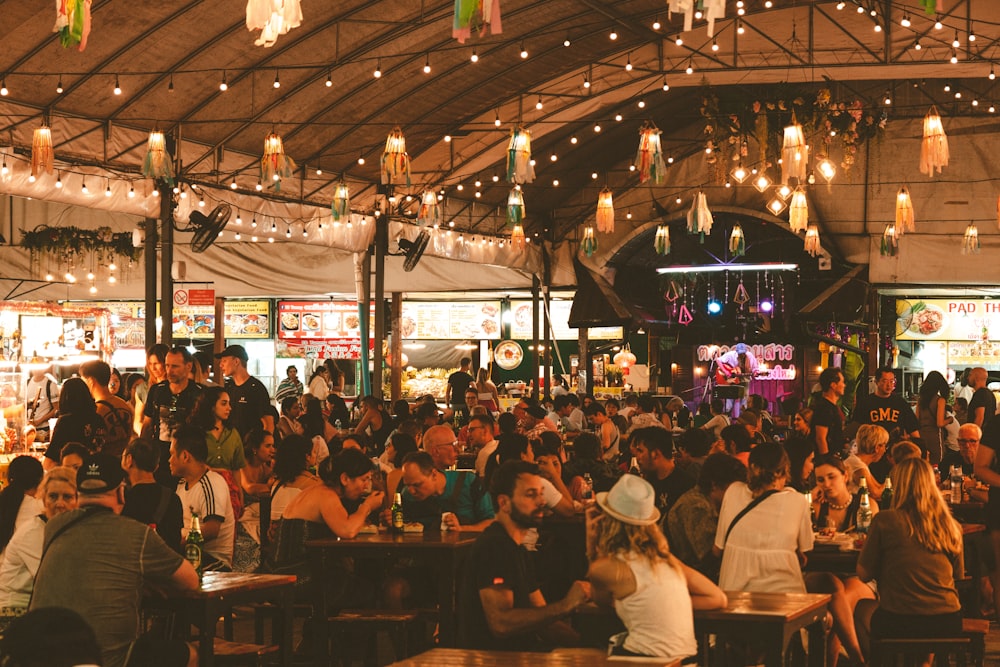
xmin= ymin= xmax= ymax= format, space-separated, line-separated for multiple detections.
xmin=470 ymin=48 xmax=479 ymax=62
xmin=273 ymin=70 xmax=280 ymax=88
xmin=81 ymin=179 xmax=89 ymax=194
xmin=519 ymin=41 xmax=528 ymax=58
xmin=583 ymin=74 xmax=590 ymax=89
xmin=326 ymin=71 xmax=332 ymax=87
xmin=494 ymin=109 xmax=501 ymax=127
xmin=56 ymin=76 xmax=63 ymax=94
xmin=113 ymin=75 xmax=121 ymax=95
xmin=423 ymin=54 xmax=431 ymax=74
xmin=373 ymin=59 xmax=382 ymax=78
xmin=625 ymin=54 xmax=632 ymax=71
xmin=609 ymin=29 xmax=618 ymax=40
xmin=219 ymin=71 xmax=228 ymax=91
xmin=535 ymin=95 xmax=543 ymax=110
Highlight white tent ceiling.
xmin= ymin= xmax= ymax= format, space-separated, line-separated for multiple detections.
xmin=1 ymin=0 xmax=1000 ymax=301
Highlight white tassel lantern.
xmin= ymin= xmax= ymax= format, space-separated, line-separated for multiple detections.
xmin=596 ymin=188 xmax=614 ymax=233
xmin=788 ymin=187 xmax=808 ymax=233
xmin=895 ymin=187 xmax=915 ymax=234
xmin=920 ymin=106 xmax=949 ymax=176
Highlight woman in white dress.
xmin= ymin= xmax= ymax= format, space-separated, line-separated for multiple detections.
xmin=714 ymin=441 xmax=814 ymax=593
xmin=587 ymin=474 xmax=726 ymax=659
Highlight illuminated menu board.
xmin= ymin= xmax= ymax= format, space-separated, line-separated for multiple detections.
xmin=510 ymin=300 xmax=623 ymax=340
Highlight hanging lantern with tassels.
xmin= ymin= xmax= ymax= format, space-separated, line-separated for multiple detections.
xmin=452 ymin=0 xmax=502 ymax=43
xmin=506 ymin=127 xmax=535 ymax=184
xmin=654 ymin=224 xmax=670 ymax=256
xmin=920 ymin=105 xmax=949 ymax=176
xmin=382 ymin=127 xmax=411 ymax=186
xmin=613 ymin=344 xmax=637 ymax=369
xmin=635 ymin=122 xmax=667 ymax=185
xmin=261 ymin=132 xmax=296 ymax=190
xmin=788 ymin=187 xmax=808 ymax=233
xmin=54 ymin=0 xmax=92 ymax=51
xmin=596 ymin=188 xmax=615 ymax=233
xmin=895 ymin=187 xmax=915 ymax=234
xmin=581 ymin=225 xmax=597 ymax=257
xmin=687 ymin=192 xmax=714 ymax=241
xmin=729 ymin=225 xmax=746 ymax=258
xmin=963 ymin=222 xmax=980 ymax=255
xmin=781 ymin=113 xmax=809 ymax=185
xmin=31 ymin=126 xmax=54 ymax=178
xmin=804 ymin=225 xmax=821 ymax=257
xmin=141 ymin=129 xmax=174 ymax=185
xmin=506 ymin=186 xmax=525 ymax=225
xmin=511 ymin=222 xmax=525 ymax=251
xmin=880 ymin=223 xmax=899 ymax=257
xmin=332 ymin=180 xmax=350 ymax=221
xmin=417 ymin=190 xmax=442 ymax=227
xmin=246 ymin=0 xmax=303 ymax=48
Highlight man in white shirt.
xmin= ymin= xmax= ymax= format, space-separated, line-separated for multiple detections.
xmin=24 ymin=365 xmax=59 ymax=434
xmin=169 ymin=424 xmax=235 ymax=569
xmin=470 ymin=413 xmax=498 ymax=477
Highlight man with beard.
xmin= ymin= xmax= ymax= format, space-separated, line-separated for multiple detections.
xmin=458 ymin=460 xmax=592 ymax=650
xmin=141 ymin=347 xmax=203 ymax=486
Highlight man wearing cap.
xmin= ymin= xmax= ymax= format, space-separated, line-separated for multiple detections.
xmin=216 ymin=344 xmax=274 ymax=438
xmin=169 ymin=424 xmax=236 ymax=570
xmin=30 ymin=454 xmax=200 ymax=667
xmin=630 ymin=426 xmax=694 ymax=521
xmin=458 ymin=460 xmax=592 ymax=650
xmin=141 ymin=346 xmax=204 ymax=485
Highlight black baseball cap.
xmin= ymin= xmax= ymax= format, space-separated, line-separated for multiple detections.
xmin=214 ymin=344 xmax=249 ymax=363
xmin=77 ymin=454 xmax=127 ymax=494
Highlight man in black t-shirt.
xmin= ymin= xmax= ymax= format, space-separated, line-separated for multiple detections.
xmin=446 ymin=357 xmax=475 ymax=411
xmin=458 ymin=460 xmax=591 ymax=650
xmin=966 ymin=367 xmax=996 ymax=429
xmin=629 ymin=427 xmax=694 ymax=522
xmin=121 ymin=437 xmax=183 ymax=553
xmin=851 ymin=368 xmax=920 ymax=442
xmin=141 ymin=347 xmax=203 ymax=485
xmin=216 ymin=345 xmax=273 ymax=438
xmin=812 ymin=367 xmax=846 ymax=455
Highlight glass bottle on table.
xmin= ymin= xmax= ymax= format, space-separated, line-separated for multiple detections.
xmin=879 ymin=476 xmax=893 ymax=511
xmin=391 ymin=492 xmax=405 ymax=534
xmin=185 ymin=512 xmax=205 ymax=581
xmin=949 ymin=465 xmax=963 ymax=505
xmin=581 ymin=473 xmax=594 ymax=501
xmin=855 ymin=477 xmax=872 ymax=535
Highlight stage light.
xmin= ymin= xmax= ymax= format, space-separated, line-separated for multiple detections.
xmin=759 ymin=300 xmax=774 ymax=313
xmin=707 ymin=300 xmax=722 ymax=315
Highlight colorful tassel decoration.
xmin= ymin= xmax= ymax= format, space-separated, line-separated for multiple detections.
xmin=260 ymin=132 xmax=296 ymax=191
xmin=332 ymin=181 xmax=350 ymax=221
xmin=895 ymin=187 xmax=915 ymax=234
xmin=635 ymin=122 xmax=667 ymax=185
xmin=788 ymin=187 xmax=808 ymax=233
xmin=963 ymin=222 xmax=980 ymax=255
xmin=141 ymin=130 xmax=175 ymax=186
xmin=417 ymin=190 xmax=442 ymax=227
xmin=686 ymin=192 xmax=713 ymax=241
xmin=506 ymin=186 xmax=525 ymax=225
xmin=511 ymin=222 xmax=525 ymax=251
xmin=804 ymin=225 xmax=821 ymax=257
xmin=880 ymin=223 xmax=899 ymax=257
xmin=31 ymin=126 xmax=54 ymax=178
xmin=453 ymin=0 xmax=503 ymax=43
xmin=54 ymin=0 xmax=92 ymax=51
xmin=581 ymin=225 xmax=597 ymax=257
xmin=246 ymin=0 xmax=303 ymax=48
xmin=506 ymin=127 xmax=535 ymax=184
xmin=381 ymin=127 xmax=411 ymax=186
xmin=596 ymin=188 xmax=614 ymax=233
xmin=920 ymin=106 xmax=949 ymax=176
xmin=781 ymin=114 xmax=809 ymax=185
xmin=654 ymin=224 xmax=670 ymax=256
xmin=729 ymin=225 xmax=745 ymax=257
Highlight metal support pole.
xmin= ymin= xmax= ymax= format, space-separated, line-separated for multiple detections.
xmin=390 ymin=292 xmax=402 ymax=403
xmin=144 ymin=216 xmax=158 ymax=348
xmin=159 ymin=185 xmax=173 ymax=348
xmin=373 ymin=216 xmax=387 ymax=400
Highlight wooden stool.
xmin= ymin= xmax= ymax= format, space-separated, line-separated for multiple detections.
xmin=326 ymin=609 xmax=421 ymax=667
xmin=212 ymin=637 xmax=279 ymax=667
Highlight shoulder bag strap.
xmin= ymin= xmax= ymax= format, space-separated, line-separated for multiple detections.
xmin=151 ymin=485 xmax=173 ymax=527
xmin=723 ymin=489 xmax=780 ymax=547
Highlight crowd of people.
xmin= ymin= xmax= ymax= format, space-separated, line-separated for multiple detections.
xmin=0 ymin=354 xmax=991 ymax=667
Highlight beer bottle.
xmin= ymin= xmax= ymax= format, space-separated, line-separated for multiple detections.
xmin=391 ymin=493 xmax=405 ymax=533
xmin=879 ymin=476 xmax=893 ymax=511
xmin=855 ymin=478 xmax=872 ymax=534
xmin=185 ymin=512 xmax=205 ymax=581
xmin=628 ymin=456 xmax=641 ymax=476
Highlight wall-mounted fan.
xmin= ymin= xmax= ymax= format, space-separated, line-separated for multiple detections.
xmin=184 ymin=205 xmax=232 ymax=253
xmin=398 ymin=231 xmax=429 ymax=272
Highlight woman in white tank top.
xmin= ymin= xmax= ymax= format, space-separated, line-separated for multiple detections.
xmin=587 ymin=475 xmax=727 ymax=660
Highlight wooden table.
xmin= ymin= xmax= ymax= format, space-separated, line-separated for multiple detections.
xmin=388 ymin=647 xmax=679 ymax=666
xmin=169 ymin=571 xmax=297 ymax=667
xmin=694 ymin=591 xmax=831 ymax=667
xmin=307 ymin=530 xmax=478 ymax=662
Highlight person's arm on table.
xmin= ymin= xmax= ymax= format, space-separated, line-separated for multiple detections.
xmin=683 ymin=563 xmax=727 ymax=609
xmin=478 ymin=582 xmax=590 ymax=639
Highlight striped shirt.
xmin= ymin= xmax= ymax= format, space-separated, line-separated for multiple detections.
xmin=176 ymin=469 xmax=234 ymax=567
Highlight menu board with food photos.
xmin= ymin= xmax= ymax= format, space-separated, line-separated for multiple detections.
xmin=400 ymin=301 xmax=502 ymax=340
xmin=224 ymin=301 xmax=271 ymax=339
xmin=278 ymin=301 xmax=375 ymax=340
xmin=510 ymin=300 xmax=623 ymax=340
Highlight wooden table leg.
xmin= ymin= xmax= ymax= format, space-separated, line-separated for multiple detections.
xmin=277 ymin=587 xmax=293 ymax=667
xmin=312 ymin=548 xmax=330 ymax=664
xmin=807 ymin=617 xmax=827 ymax=667
xmin=199 ymin=598 xmax=217 ymax=667
xmin=436 ymin=549 xmax=456 ymax=646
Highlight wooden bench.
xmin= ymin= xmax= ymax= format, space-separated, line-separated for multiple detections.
xmin=212 ymin=637 xmax=279 ymax=666
xmin=326 ymin=608 xmax=422 ymax=667
xmin=868 ymin=618 xmax=988 ymax=667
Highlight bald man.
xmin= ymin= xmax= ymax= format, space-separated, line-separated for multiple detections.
xmin=967 ymin=368 xmax=996 ymax=429
xmin=423 ymin=424 xmax=459 ymax=470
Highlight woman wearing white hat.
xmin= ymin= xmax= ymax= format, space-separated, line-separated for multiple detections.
xmin=586 ymin=474 xmax=727 ymax=659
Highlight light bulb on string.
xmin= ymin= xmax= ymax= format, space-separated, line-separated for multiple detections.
xmin=326 ymin=71 xmax=332 ymax=87
xmin=273 ymin=70 xmax=280 ymax=88
xmin=113 ymin=75 xmax=121 ymax=95
xmin=219 ymin=71 xmax=228 ymax=91
xmin=423 ymin=54 xmax=431 ymax=74
xmin=56 ymin=76 xmax=63 ymax=94
xmin=373 ymin=59 xmax=382 ymax=78
xmin=520 ymin=41 xmax=528 ymax=58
